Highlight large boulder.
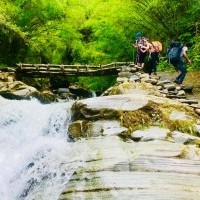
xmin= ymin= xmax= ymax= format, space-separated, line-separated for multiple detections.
xmin=0 ymin=81 xmax=38 ymax=100
xmin=68 ymin=120 xmax=128 ymax=139
xmin=69 ymin=84 xmax=93 ymax=99
xmin=59 ymin=137 xmax=200 ymax=200
xmin=0 ymin=73 xmax=59 ymax=103
xmin=69 ymin=93 xmax=199 ymax=139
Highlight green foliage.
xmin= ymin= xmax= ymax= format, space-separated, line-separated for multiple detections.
xmin=157 ymin=58 xmax=175 ymax=72
xmin=189 ymin=35 xmax=200 ymax=70
xmin=0 ymin=0 xmax=199 ymax=71
xmin=0 ymin=0 xmax=27 ymax=65
xmin=77 ymin=76 xmax=117 ymax=91
xmin=22 ymin=77 xmax=51 ymax=90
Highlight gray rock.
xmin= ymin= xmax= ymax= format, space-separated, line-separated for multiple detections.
xmin=121 ymin=65 xmax=131 ymax=72
xmin=87 ymin=120 xmax=128 ymax=137
xmin=179 ymin=99 xmax=199 ymax=104
xmin=195 ymin=124 xmax=200 ymax=134
xmin=171 ymin=131 xmax=200 ymax=144
xmin=131 ymin=126 xmax=170 ymax=141
xmin=181 ymin=85 xmax=193 ymax=93
xmin=177 ymin=90 xmax=185 ymax=96
xmin=157 ymin=86 xmax=163 ymax=90
xmin=160 ymin=88 xmax=168 ymax=94
xmin=156 ymin=80 xmax=171 ymax=86
xmin=163 ymin=83 xmax=176 ymax=91
xmin=59 ymin=138 xmax=200 ymax=200
xmin=139 ymin=73 xmax=149 ymax=79
xmin=57 ymin=88 xmax=70 ymax=94
xmin=169 ymin=111 xmax=192 ymax=120
xmin=146 ymin=78 xmax=158 ymax=85
xmin=195 ymin=108 xmax=200 ymax=115
xmin=72 ymin=94 xmax=149 ymax=120
xmin=129 ymin=75 xmax=140 ymax=82
xmin=116 ymin=77 xmax=129 ymax=83
xmin=118 ymin=71 xmax=133 ymax=78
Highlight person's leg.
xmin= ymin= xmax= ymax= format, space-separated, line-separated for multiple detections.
xmin=176 ymin=60 xmax=187 ymax=84
xmin=154 ymin=53 xmax=159 ymax=74
xmin=140 ymin=52 xmax=147 ymax=69
xmin=137 ymin=50 xmax=142 ymax=67
xmin=171 ymin=61 xmax=180 ymax=83
xmin=151 ymin=52 xmax=158 ymax=74
xmin=148 ymin=57 xmax=153 ymax=75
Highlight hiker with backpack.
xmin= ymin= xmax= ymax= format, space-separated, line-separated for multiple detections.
xmin=148 ymin=41 xmax=162 ymax=75
xmin=133 ymin=32 xmax=149 ymax=69
xmin=168 ymin=41 xmax=192 ymax=85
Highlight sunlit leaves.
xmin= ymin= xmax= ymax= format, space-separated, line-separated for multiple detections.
xmin=0 ymin=0 xmax=199 ymax=69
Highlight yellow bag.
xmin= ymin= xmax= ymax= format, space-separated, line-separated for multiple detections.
xmin=152 ymin=41 xmax=162 ymax=52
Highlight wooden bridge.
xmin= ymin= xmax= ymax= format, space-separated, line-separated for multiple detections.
xmin=15 ymin=62 xmax=135 ymax=77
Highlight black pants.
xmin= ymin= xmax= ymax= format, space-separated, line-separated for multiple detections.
xmin=148 ymin=52 xmax=159 ymax=75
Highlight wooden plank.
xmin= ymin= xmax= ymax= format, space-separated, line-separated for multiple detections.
xmin=17 ymin=67 xmax=120 ymax=73
xmin=16 ymin=62 xmax=130 ymax=67
xmin=17 ymin=66 xmax=121 ymax=71
xmin=15 ymin=62 xmax=130 ymax=77
xmin=16 ymin=68 xmax=119 ymax=76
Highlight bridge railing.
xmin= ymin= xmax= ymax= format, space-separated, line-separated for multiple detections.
xmin=16 ymin=62 xmax=131 ymax=70
xmin=15 ymin=62 xmax=134 ymax=77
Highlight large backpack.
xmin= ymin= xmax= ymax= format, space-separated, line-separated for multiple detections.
xmin=152 ymin=41 xmax=162 ymax=52
xmin=168 ymin=41 xmax=182 ymax=64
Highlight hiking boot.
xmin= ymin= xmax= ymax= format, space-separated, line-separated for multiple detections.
xmin=173 ymin=79 xmax=181 ymax=84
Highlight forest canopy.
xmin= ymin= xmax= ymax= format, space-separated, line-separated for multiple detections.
xmin=0 ymin=0 xmax=199 ymax=69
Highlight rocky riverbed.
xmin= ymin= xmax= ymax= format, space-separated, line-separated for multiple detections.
xmin=58 ymin=68 xmax=200 ymax=200
xmin=0 ymin=68 xmax=200 ymax=200
xmin=159 ymin=70 xmax=200 ymax=103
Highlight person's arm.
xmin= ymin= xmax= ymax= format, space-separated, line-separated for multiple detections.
xmin=183 ymin=48 xmax=192 ymax=64
xmin=132 ymin=39 xmax=139 ymax=48
xmin=132 ymin=43 xmax=138 ymax=48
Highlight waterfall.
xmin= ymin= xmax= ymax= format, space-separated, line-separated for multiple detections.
xmin=0 ymin=98 xmax=85 ymax=200
xmin=90 ymin=91 xmax=96 ymax=97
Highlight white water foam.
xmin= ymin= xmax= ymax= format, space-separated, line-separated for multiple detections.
xmin=0 ymin=98 xmax=86 ymax=200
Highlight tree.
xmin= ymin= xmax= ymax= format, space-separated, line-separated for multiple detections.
xmin=0 ymin=0 xmax=27 ymax=65
xmin=0 ymin=0 xmax=199 ymax=69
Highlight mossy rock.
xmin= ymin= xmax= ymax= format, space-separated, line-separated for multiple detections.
xmin=0 ymin=91 xmax=24 ymax=100
xmin=121 ymin=101 xmax=199 ymax=137
xmin=68 ymin=120 xmax=91 ymax=139
xmin=30 ymin=91 xmax=59 ymax=104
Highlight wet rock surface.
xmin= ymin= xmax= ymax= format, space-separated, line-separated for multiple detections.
xmin=1 ymin=69 xmax=200 ymax=200
xmin=59 ymin=68 xmax=200 ymax=200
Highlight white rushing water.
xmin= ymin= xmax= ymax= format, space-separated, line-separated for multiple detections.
xmin=0 ymin=98 xmax=86 ymax=200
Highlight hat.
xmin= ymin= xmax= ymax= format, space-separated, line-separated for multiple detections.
xmin=136 ymin=32 xmax=142 ymax=39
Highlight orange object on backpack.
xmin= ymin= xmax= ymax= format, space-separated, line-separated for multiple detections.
xmin=152 ymin=41 xmax=162 ymax=52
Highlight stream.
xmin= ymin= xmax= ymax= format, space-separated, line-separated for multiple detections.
xmin=0 ymin=99 xmax=86 ymax=200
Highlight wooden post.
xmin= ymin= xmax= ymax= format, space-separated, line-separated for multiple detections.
xmin=60 ymin=65 xmax=65 ymax=72
xmin=77 ymin=65 xmax=79 ymax=75
xmin=36 ymin=64 xmax=39 ymax=71
xmin=19 ymin=63 xmax=22 ymax=70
